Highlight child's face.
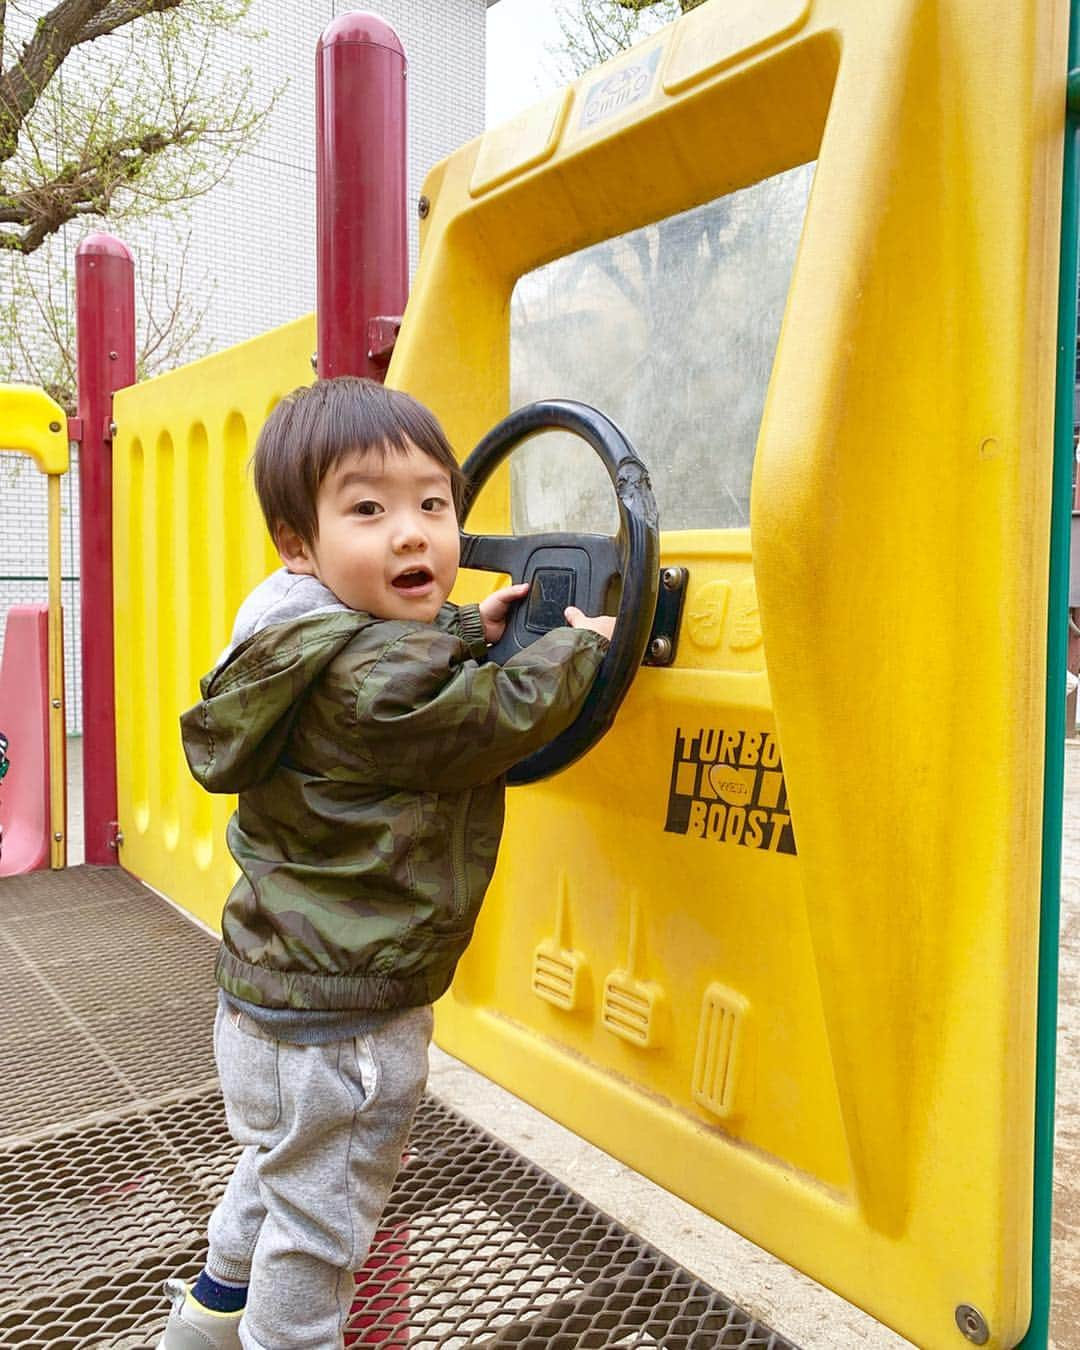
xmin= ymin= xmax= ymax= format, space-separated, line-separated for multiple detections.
xmin=282 ymin=442 xmax=460 ymax=622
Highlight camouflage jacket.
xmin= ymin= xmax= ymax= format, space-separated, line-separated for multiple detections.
xmin=180 ymin=576 xmax=607 ymax=1012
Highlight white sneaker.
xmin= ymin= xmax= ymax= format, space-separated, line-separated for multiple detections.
xmin=156 ymin=1279 xmax=244 ymax=1350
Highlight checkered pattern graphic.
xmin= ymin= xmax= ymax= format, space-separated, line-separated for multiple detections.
xmin=0 ymin=0 xmax=486 ymax=738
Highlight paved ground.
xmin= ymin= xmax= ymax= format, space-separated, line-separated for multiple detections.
xmin=62 ymin=738 xmax=1079 ymax=1347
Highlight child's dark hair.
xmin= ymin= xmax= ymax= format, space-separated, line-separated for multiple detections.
xmin=253 ymin=376 xmax=465 ymax=547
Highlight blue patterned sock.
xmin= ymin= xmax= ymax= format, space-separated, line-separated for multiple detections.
xmin=191 ymin=1269 xmax=248 ymax=1313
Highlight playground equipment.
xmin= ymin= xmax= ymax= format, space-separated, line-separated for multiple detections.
xmin=0 ymin=386 xmax=69 ymax=873
xmin=75 ymin=233 xmax=136 ymax=864
xmin=3 ymin=0 xmax=1075 ymax=1346
xmin=460 ymin=399 xmax=662 ymax=778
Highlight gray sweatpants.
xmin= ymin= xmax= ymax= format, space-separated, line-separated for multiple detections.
xmin=206 ymin=999 xmax=433 ymax=1350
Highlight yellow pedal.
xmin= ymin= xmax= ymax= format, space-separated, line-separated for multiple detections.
xmin=602 ymin=895 xmax=663 ymax=1049
xmin=531 ymin=875 xmax=586 ymax=1013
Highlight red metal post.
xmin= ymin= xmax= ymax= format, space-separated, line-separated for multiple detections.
xmin=317 ymin=26 xmax=412 ymax=1335
xmin=75 ymin=234 xmax=135 ymax=865
xmin=316 ymin=13 xmax=408 ymax=381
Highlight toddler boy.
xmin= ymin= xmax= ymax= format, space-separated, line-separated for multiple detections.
xmin=166 ymin=376 xmax=612 ymax=1349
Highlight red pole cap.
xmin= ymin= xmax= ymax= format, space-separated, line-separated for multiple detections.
xmin=75 ymin=233 xmax=134 ymax=263
xmin=315 ymin=10 xmax=408 ymax=381
xmin=317 ymin=12 xmax=405 ymax=57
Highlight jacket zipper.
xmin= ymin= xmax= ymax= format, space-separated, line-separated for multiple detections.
xmin=450 ymin=792 xmax=471 ymax=922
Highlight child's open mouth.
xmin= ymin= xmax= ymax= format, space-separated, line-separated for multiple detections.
xmin=392 ymin=568 xmax=434 ymax=591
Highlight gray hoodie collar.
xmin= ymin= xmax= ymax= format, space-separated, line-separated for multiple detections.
xmin=220 ymin=569 xmax=349 ymax=664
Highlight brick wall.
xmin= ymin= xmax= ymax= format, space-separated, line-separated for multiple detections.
xmin=0 ymin=0 xmax=486 ymax=734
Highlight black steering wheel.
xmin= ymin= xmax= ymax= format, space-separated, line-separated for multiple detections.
xmin=460 ymin=400 xmax=659 ymax=784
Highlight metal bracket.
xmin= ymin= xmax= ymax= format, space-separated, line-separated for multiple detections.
xmin=367 ymin=315 xmax=402 ymax=369
xmin=643 ymin=566 xmax=687 ymax=666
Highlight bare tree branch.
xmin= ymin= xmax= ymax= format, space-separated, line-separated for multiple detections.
xmin=0 ymin=1 xmax=271 ymax=253
xmin=552 ymin=0 xmax=682 ymax=80
xmin=0 ymin=0 xmax=182 ymax=167
xmin=0 ymin=0 xmax=263 ymax=407
xmin=0 ymin=225 xmax=212 ymax=411
xmin=80 ymin=0 xmax=184 ymax=43
xmin=0 ymin=121 xmax=196 ymax=250
xmin=617 ymin=0 xmax=707 ymax=9
xmin=1 ymin=2 xmax=109 ymax=148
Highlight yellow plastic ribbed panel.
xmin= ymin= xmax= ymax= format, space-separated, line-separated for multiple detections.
xmin=388 ymin=2 xmax=1067 ymax=1346
xmin=112 ymin=318 xmax=314 ymax=930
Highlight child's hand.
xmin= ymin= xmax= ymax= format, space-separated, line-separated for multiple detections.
xmin=479 ymin=582 xmax=531 ymax=643
xmin=565 ymin=607 xmax=615 ymax=640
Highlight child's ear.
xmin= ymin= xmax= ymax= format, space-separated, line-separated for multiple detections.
xmin=275 ymin=523 xmax=316 ymax=575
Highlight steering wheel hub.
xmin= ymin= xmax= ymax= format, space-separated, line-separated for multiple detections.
xmin=460 ymin=400 xmax=659 ymax=784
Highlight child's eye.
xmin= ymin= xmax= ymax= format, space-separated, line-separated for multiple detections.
xmin=352 ymin=500 xmax=383 ymax=516
xmin=421 ymin=496 xmax=450 ymax=513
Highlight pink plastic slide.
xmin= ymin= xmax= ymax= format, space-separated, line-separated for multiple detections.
xmin=0 ymin=605 xmax=53 ymax=874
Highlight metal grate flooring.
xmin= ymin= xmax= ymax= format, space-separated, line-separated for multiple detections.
xmin=0 ymin=866 xmax=799 ymax=1349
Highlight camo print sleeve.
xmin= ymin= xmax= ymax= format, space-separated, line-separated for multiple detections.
xmin=433 ymin=603 xmax=487 ymax=660
xmin=354 ymin=624 xmax=608 ymax=790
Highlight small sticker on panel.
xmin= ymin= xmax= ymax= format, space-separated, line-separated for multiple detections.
xmin=665 ymin=727 xmax=796 ymax=855
xmin=580 ymin=47 xmax=662 ymax=131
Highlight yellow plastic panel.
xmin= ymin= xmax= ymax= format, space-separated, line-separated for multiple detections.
xmin=393 ymin=2 xmax=1067 ymax=1346
xmin=662 ymin=0 xmax=811 ymax=94
xmin=470 ymin=90 xmax=572 ymax=196
xmin=112 ymin=317 xmax=314 ymax=929
xmin=0 ymin=384 xmax=69 ymax=475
